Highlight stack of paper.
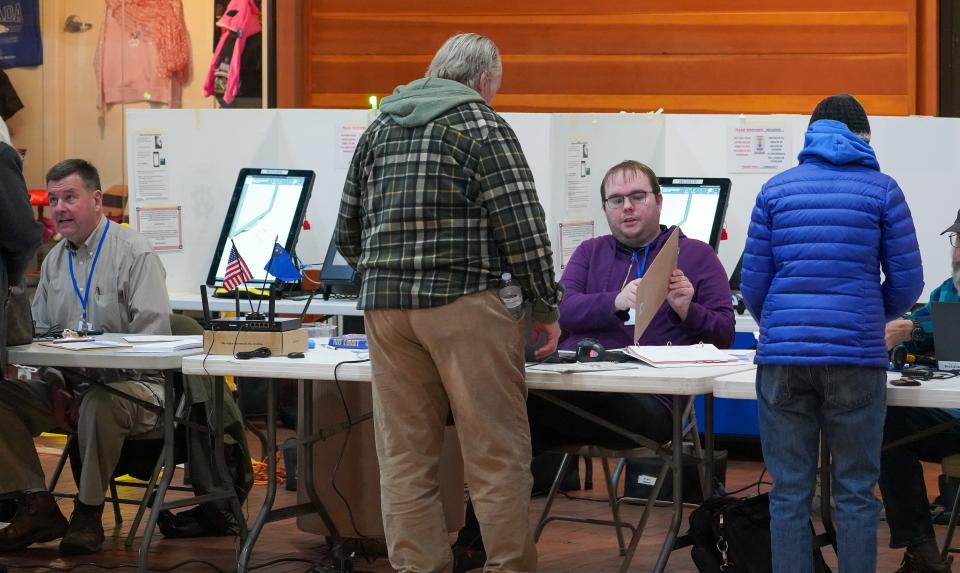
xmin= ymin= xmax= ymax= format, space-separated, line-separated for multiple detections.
xmin=39 ymin=339 xmax=133 ymax=351
xmin=625 ymin=344 xmax=739 ymax=368
xmin=121 ymin=335 xmax=203 ymax=353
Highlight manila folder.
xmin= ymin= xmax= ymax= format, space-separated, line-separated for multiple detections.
xmin=633 ymin=226 xmax=680 ymax=343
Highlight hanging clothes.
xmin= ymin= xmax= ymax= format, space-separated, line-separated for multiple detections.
xmin=95 ymin=0 xmax=191 ymax=111
xmin=204 ymin=0 xmax=261 ymax=105
xmin=0 ymin=69 xmax=22 ymax=120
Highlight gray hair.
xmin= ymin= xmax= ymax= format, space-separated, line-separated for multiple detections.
xmin=425 ymin=33 xmax=501 ymax=91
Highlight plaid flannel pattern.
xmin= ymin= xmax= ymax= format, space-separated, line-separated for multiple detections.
xmin=336 ymin=102 xmax=560 ymax=316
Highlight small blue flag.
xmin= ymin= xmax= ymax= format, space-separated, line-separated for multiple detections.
xmin=264 ymin=243 xmax=301 ymax=282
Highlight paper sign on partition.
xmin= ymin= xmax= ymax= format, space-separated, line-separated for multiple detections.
xmin=633 ymin=226 xmax=680 ymax=342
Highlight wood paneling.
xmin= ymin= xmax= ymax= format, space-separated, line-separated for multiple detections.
xmin=300 ymin=1 xmax=935 ymax=116
xmin=276 ymin=0 xmax=304 ymax=107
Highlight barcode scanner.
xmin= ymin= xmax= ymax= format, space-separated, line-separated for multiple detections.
xmin=575 ymin=338 xmax=605 ymax=362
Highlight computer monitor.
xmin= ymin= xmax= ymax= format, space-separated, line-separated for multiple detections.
xmin=206 ymin=168 xmax=315 ymax=288
xmin=319 ymin=230 xmax=360 ymax=299
xmin=931 ymin=302 xmax=960 ymax=371
xmin=657 ymin=177 xmax=731 ymax=251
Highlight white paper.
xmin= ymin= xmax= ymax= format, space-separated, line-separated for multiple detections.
xmin=727 ymin=123 xmax=792 ymax=173
xmin=335 ymin=124 xmax=367 ymax=169
xmin=625 ymin=344 xmax=738 ymax=368
xmin=123 ymin=335 xmax=187 ymax=343
xmin=527 ymin=361 xmax=640 ymax=373
xmin=559 ymin=220 xmax=594 ymax=268
xmin=121 ymin=336 xmax=203 ymax=353
xmin=39 ymin=340 xmax=133 ymax=351
xmin=134 ymin=129 xmax=170 ymax=201
xmin=565 ymin=139 xmax=593 ymax=210
xmin=136 ymin=206 xmax=183 ymax=251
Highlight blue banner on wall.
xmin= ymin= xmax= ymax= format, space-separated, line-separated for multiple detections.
xmin=0 ymin=1 xmax=41 ymax=68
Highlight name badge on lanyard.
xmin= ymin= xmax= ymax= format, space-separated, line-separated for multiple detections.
xmin=68 ymin=220 xmax=110 ymax=332
xmin=625 ymin=245 xmax=650 ymax=327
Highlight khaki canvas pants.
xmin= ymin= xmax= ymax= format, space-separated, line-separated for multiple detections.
xmin=0 ymin=376 xmax=161 ymax=505
xmin=366 ymin=290 xmax=536 ymax=573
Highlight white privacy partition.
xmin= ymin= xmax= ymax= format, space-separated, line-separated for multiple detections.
xmin=128 ymin=109 xmax=957 ymax=300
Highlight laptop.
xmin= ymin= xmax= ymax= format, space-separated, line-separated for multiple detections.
xmin=931 ymin=302 xmax=960 ymax=371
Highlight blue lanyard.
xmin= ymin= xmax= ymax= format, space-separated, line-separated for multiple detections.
xmin=68 ymin=220 xmax=110 ymax=325
xmin=632 ymin=245 xmax=650 ymax=279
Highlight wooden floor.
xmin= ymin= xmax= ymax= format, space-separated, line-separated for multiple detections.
xmin=0 ymin=435 xmax=951 ymax=572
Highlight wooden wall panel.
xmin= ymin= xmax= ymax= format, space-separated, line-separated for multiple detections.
xmin=300 ymin=0 xmax=934 ymax=116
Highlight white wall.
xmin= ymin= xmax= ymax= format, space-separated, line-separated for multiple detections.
xmin=128 ymin=109 xmax=953 ymax=299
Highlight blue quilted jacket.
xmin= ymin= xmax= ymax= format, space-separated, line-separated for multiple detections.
xmin=741 ymin=120 xmax=924 ymax=366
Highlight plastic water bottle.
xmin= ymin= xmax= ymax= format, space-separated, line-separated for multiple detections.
xmin=498 ymin=272 xmax=524 ymax=319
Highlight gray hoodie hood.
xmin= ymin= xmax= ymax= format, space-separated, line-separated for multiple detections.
xmin=379 ymin=77 xmax=485 ymax=128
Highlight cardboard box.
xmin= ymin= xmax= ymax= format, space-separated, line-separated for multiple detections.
xmin=202 ymin=328 xmax=308 ymax=356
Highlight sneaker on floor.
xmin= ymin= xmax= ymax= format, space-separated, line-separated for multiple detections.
xmin=452 ymin=545 xmax=486 ymax=573
xmin=0 ymin=490 xmax=68 ymax=552
xmin=59 ymin=501 xmax=104 ymax=555
xmin=895 ymin=552 xmax=954 ymax=573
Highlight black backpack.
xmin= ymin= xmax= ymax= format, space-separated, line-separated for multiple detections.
xmin=688 ymin=493 xmax=832 ymax=573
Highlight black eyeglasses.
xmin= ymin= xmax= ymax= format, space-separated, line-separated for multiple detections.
xmin=604 ymin=191 xmax=653 ymax=209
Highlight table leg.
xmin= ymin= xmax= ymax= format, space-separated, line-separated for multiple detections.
xmin=238 ymin=378 xmax=279 ymax=572
xmin=652 ymin=395 xmax=685 ymax=573
xmin=704 ymin=394 xmax=715 ymax=500
xmin=137 ymin=371 xmax=177 ymax=573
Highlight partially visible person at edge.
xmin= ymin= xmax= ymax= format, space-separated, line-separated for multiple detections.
xmin=0 ymin=139 xmax=42 ymax=375
xmin=880 ymin=210 xmax=960 ymax=573
xmin=741 ymin=94 xmax=924 ymax=573
xmin=336 ymin=33 xmax=563 ymax=573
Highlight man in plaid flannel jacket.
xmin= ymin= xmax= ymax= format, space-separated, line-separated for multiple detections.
xmin=336 ymin=32 xmax=562 ymax=573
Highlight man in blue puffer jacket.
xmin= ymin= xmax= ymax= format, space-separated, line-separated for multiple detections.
xmin=741 ymin=94 xmax=924 ymax=572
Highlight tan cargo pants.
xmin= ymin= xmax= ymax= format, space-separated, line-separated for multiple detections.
xmin=366 ymin=290 xmax=536 ymax=573
xmin=0 ymin=375 xmax=161 ymax=505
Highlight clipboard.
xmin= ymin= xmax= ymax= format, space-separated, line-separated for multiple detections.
xmin=633 ymin=226 xmax=680 ymax=342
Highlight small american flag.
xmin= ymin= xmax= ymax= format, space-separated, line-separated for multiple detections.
xmin=223 ymin=243 xmax=252 ymax=291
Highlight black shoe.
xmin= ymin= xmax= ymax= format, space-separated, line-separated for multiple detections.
xmin=0 ymin=490 xmax=68 ymax=551
xmin=59 ymin=501 xmax=104 ymax=555
xmin=158 ymin=507 xmax=237 ymax=538
xmin=452 ymin=545 xmax=486 ymax=573
xmin=895 ymin=552 xmax=954 ymax=573
xmin=0 ymin=498 xmax=16 ymax=522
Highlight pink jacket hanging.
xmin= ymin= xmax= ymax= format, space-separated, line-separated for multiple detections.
xmin=203 ymin=0 xmax=261 ymax=104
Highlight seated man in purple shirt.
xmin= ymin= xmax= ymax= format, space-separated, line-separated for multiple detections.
xmin=452 ymin=160 xmax=735 ymax=571
xmin=526 ymin=159 xmax=736 ymax=451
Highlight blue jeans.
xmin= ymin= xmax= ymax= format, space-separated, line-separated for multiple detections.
xmin=757 ymin=364 xmax=887 ymax=573
xmin=879 ymin=407 xmax=960 ymax=548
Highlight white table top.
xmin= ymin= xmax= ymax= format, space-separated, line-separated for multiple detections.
xmin=181 ymin=347 xmax=757 ymax=395
xmin=169 ymin=293 xmax=362 ymax=317
xmin=713 ymin=368 xmax=960 ymax=409
xmin=8 ymin=335 xmax=204 ymax=370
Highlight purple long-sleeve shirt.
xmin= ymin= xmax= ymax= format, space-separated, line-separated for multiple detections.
xmin=558 ymin=226 xmax=735 ymax=351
